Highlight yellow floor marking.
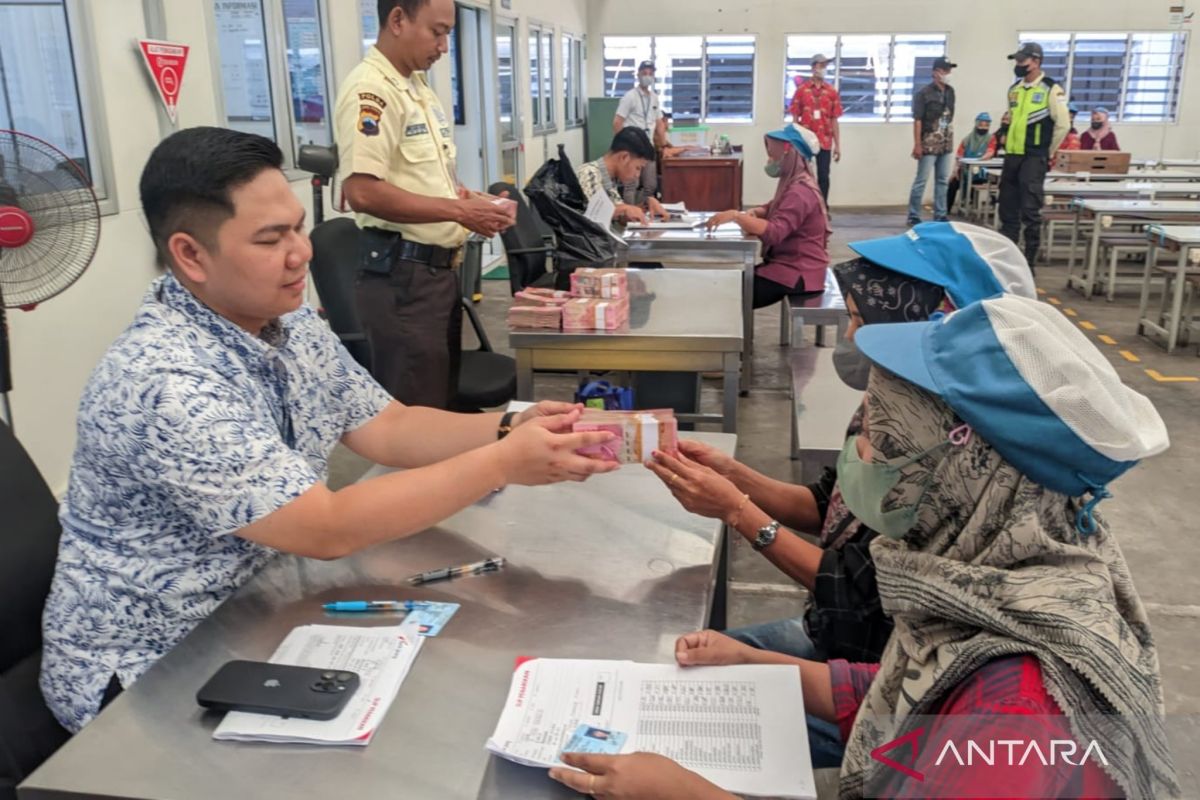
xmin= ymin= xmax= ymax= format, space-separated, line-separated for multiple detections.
xmin=1037 ymin=287 xmax=1047 ymax=295
xmin=1063 ymin=308 xmax=1078 ymax=317
xmin=1119 ymin=350 xmax=1141 ymax=362
xmin=1047 ymin=297 xmax=1062 ymax=305
xmin=1098 ymin=335 xmax=1117 ymax=345
xmin=1079 ymin=321 xmax=1097 ymax=330
xmin=1145 ymin=369 xmax=1199 ymax=383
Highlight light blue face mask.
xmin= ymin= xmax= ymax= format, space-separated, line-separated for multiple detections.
xmin=836 ymin=425 xmax=972 ymax=540
xmin=764 ymin=160 xmax=782 ymax=178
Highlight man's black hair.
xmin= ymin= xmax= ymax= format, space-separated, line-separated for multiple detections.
xmin=139 ymin=126 xmax=283 ymax=268
xmin=610 ymin=127 xmax=655 ymax=161
xmin=377 ymin=0 xmax=431 ymax=26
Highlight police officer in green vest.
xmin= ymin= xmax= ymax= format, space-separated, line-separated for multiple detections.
xmin=999 ymin=42 xmax=1069 ymax=269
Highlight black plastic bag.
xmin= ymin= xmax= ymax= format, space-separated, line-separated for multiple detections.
xmin=523 ymin=145 xmax=626 ymax=270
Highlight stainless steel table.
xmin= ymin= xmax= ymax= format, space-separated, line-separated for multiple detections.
xmin=510 ymin=269 xmax=744 ymax=433
xmin=1138 ymin=225 xmax=1200 ymax=353
xmin=20 ymin=433 xmax=737 ymax=800
xmin=624 ymin=217 xmax=760 ymax=387
xmin=1045 ymin=181 xmax=1200 ymax=202
xmin=1065 ymin=199 xmax=1200 ymax=298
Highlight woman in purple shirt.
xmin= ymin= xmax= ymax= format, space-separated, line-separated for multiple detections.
xmin=705 ymin=123 xmax=831 ymax=308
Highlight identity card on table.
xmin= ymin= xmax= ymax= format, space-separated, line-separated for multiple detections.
xmin=212 ymin=621 xmax=423 ymax=746
xmin=485 ymin=658 xmax=816 ymax=799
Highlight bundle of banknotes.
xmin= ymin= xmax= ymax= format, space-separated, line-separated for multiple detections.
xmin=513 ymin=288 xmax=573 ymax=306
xmin=573 ymin=409 xmax=678 ymax=464
xmin=570 ymin=268 xmax=627 ymax=299
xmin=506 ymin=304 xmax=563 ymax=330
xmin=561 ymin=295 xmax=630 ymax=332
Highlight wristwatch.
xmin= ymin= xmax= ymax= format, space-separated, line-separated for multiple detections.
xmin=497 ymin=410 xmax=518 ymax=440
xmin=752 ymin=520 xmax=781 ymax=551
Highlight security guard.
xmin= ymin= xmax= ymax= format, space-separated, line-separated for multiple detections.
xmin=335 ymin=0 xmax=513 ymax=408
xmin=998 ymin=42 xmax=1069 ymax=268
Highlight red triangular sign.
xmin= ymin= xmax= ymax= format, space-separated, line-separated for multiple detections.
xmin=138 ymin=39 xmax=189 ymax=123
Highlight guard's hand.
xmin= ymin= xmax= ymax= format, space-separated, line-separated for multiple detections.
xmin=550 ymin=752 xmax=730 ymax=799
xmin=674 ymin=629 xmax=756 ymax=667
xmin=457 ymin=195 xmax=515 ymax=237
xmin=617 ymin=204 xmax=647 ymax=225
xmin=676 ymin=439 xmax=737 ymax=478
xmin=646 ymin=449 xmax=745 ymax=523
xmin=646 ymin=197 xmax=669 ymax=220
xmin=514 ymin=401 xmax=584 ymax=429
xmin=704 ymin=210 xmax=739 ymax=230
xmin=834 ymin=146 xmax=842 ymax=163
xmin=495 ymin=411 xmax=619 ymax=486
xmin=911 ymin=145 xmax=923 ymax=161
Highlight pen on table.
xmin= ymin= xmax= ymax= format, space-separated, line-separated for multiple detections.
xmin=407 ymin=556 xmax=505 ymax=586
xmin=322 ymin=600 xmax=432 ymax=612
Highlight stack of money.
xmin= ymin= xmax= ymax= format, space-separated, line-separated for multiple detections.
xmin=561 ymin=295 xmax=630 ymax=331
xmin=573 ymin=409 xmax=678 ymax=464
xmin=514 ymin=288 xmax=573 ymax=306
xmin=506 ymin=304 xmax=562 ymax=330
xmin=570 ymin=268 xmax=628 ymax=299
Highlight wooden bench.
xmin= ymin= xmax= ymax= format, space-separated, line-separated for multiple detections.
xmin=789 ymin=346 xmax=863 ymax=478
xmin=780 ymin=268 xmax=848 ymax=347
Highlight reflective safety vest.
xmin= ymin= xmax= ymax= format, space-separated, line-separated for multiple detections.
xmin=1006 ymin=75 xmax=1057 ymax=156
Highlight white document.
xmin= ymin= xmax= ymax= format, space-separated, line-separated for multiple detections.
xmin=635 ymin=214 xmax=704 ymax=230
xmin=486 ymin=659 xmax=816 ymax=799
xmin=585 ymin=190 xmax=616 ymax=230
xmin=661 ymin=202 xmax=688 ymax=214
xmin=212 ymin=621 xmax=424 ymax=746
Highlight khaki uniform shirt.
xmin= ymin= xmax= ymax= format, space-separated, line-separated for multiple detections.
xmin=334 ymin=46 xmax=466 ymax=247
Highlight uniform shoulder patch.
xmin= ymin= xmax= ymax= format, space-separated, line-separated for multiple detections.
xmin=404 ymin=122 xmax=429 ymax=137
xmin=358 ymin=104 xmax=383 ymax=137
xmin=358 ymin=91 xmax=387 ymax=109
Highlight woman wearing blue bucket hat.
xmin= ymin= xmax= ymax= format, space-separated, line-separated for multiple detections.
xmin=555 ymin=295 xmax=1176 ymax=799
xmin=704 ymin=123 xmax=831 ymax=310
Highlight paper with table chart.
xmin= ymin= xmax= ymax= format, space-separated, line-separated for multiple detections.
xmin=485 ymin=658 xmax=816 ymax=799
xmin=583 ymin=190 xmax=631 ymax=247
xmin=212 ymin=621 xmax=423 ymax=746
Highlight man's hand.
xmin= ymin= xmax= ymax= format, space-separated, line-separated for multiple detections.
xmin=676 ymin=439 xmax=737 ymax=478
xmin=834 ymin=145 xmax=842 ymax=163
xmin=646 ymin=197 xmax=669 ymax=220
xmin=456 ymin=194 xmax=516 ymax=237
xmin=494 ymin=411 xmax=619 ymax=486
xmin=645 ymin=449 xmax=746 ymax=524
xmin=514 ymin=401 xmax=583 ymax=429
xmin=616 ymin=203 xmax=647 ymax=225
xmin=675 ymin=629 xmax=757 ymax=667
xmin=704 ymin=210 xmax=739 ymax=230
xmin=550 ymin=752 xmax=731 ymax=799
xmin=911 ymin=144 xmax=924 ymax=161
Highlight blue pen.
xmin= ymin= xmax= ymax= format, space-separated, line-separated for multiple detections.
xmin=322 ymin=600 xmax=431 ymax=612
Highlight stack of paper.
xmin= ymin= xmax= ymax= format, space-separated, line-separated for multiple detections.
xmin=507 ymin=304 xmax=563 ymax=330
xmin=570 ymin=268 xmax=628 ymax=299
xmin=486 ymin=658 xmax=816 ymax=799
xmin=573 ymin=409 xmax=678 ymax=463
xmin=212 ymin=621 xmax=423 ymax=746
xmin=561 ymin=295 xmax=630 ymax=331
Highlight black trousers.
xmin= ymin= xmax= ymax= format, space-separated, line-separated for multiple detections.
xmin=998 ymin=153 xmax=1048 ymax=265
xmin=814 ymin=149 xmax=832 ymax=204
xmin=753 ymin=273 xmax=822 ymax=310
xmin=356 ymin=262 xmax=462 ymax=409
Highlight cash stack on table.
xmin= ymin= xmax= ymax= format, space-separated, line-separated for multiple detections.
xmin=506 ymin=269 xmax=631 ymax=332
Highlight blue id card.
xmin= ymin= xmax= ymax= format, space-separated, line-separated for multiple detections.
xmin=406 ymin=602 xmax=460 ymax=636
xmin=562 ymin=724 xmax=627 ymax=756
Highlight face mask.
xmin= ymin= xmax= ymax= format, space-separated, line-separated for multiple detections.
xmin=832 ymin=337 xmax=872 ymax=391
xmin=638 ymin=75 xmax=654 ymax=89
xmin=1013 ymin=64 xmax=1031 ymax=79
xmin=975 ymin=126 xmax=989 ymax=136
xmin=836 ymin=426 xmax=970 ymax=539
xmin=764 ymin=161 xmax=782 ymax=178
xmin=1091 ymin=121 xmax=1104 ymax=130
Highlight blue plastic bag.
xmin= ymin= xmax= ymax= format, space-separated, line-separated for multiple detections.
xmin=575 ymin=380 xmax=634 ymax=411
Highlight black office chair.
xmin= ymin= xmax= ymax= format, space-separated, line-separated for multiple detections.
xmin=307 ymin=218 xmax=516 ymax=411
xmin=0 ymin=422 xmax=70 ymax=800
xmin=488 ymin=181 xmax=556 ymax=294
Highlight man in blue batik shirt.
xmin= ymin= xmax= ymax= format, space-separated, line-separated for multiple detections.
xmin=40 ymin=127 xmax=617 ymax=733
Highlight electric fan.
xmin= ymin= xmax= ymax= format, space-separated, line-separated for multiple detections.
xmin=0 ymin=130 xmax=101 ymax=428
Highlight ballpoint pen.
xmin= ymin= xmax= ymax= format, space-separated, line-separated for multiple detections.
xmin=407 ymin=557 xmax=505 ymax=586
xmin=322 ymin=600 xmax=432 ymax=612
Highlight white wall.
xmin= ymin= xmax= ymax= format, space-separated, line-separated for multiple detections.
xmin=587 ymin=0 xmax=1200 ymax=208
xmin=8 ymin=0 xmax=593 ymax=492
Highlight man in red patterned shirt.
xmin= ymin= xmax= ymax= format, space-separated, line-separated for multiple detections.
xmin=789 ymin=52 xmax=842 ymax=205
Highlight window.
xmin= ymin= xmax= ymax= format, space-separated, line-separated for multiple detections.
xmin=783 ymin=33 xmax=948 ymax=122
xmin=529 ymin=23 xmax=555 ymax=133
xmin=497 ymin=21 xmax=517 ymax=143
xmin=0 ymin=0 xmax=112 ymax=204
xmin=1019 ymin=31 xmax=1189 ymax=122
xmin=563 ymin=33 xmax=585 ymax=127
xmin=359 ymin=0 xmax=377 ymax=55
xmin=212 ymin=0 xmax=333 ymax=167
xmin=448 ymin=6 xmax=464 ymax=124
xmin=601 ymin=35 xmax=757 ymax=123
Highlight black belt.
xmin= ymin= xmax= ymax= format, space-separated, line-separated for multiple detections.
xmin=362 ymin=227 xmax=461 ymax=272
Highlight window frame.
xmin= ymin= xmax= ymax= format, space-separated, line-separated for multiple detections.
xmin=782 ymin=32 xmax=950 ymax=124
xmin=0 ymin=0 xmax=118 ymax=214
xmin=1019 ymin=30 xmax=1190 ymax=124
xmin=562 ymin=31 xmax=585 ymax=129
xmin=207 ymin=0 xmax=337 ymax=172
xmin=600 ymin=34 xmax=758 ymax=124
xmin=528 ymin=20 xmax=556 ymax=135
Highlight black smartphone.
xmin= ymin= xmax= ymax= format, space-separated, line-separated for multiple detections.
xmin=196 ymin=660 xmax=361 ymax=720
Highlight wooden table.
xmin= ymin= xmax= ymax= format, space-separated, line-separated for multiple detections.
xmin=661 ymin=153 xmax=743 ymax=212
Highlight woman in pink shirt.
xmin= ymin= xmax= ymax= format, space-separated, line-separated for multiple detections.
xmin=705 ymin=124 xmax=831 ymax=309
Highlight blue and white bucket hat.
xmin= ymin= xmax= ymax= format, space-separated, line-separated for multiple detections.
xmin=849 ymin=222 xmax=1037 ymax=309
xmin=855 ymin=294 xmax=1169 ymax=532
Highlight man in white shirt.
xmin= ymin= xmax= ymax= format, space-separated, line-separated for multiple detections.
xmin=613 ymin=60 xmax=666 ymax=206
